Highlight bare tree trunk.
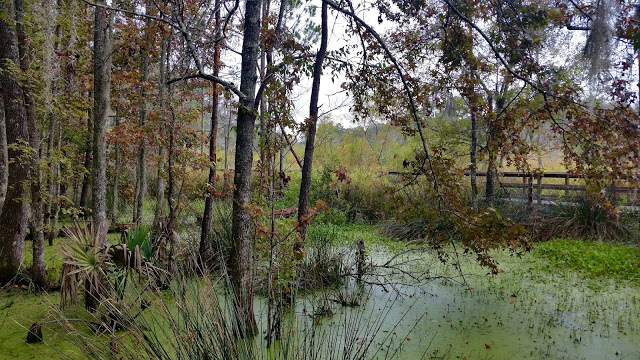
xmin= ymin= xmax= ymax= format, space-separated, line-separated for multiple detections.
xmin=110 ymin=109 xmax=120 ymax=223
xmin=15 ymin=0 xmax=45 ymax=286
xmin=257 ymin=0 xmax=270 ymax=198
xmin=485 ymin=88 xmax=505 ymax=206
xmin=48 ymin=3 xmax=71 ymax=245
xmin=278 ymin=138 xmax=284 ymax=190
xmin=229 ymin=0 xmax=261 ymax=336
xmin=223 ymin=102 xmax=231 ymax=192
xmin=153 ymin=34 xmax=168 ymax=228
xmin=485 ymin=124 xmax=496 ymax=205
xmin=79 ymin=107 xmax=92 ymax=212
xmin=297 ymin=0 xmax=328 ymax=241
xmin=92 ymin=1 xmax=111 ymax=248
xmin=0 ymin=0 xmax=30 ymax=283
xmin=47 ymin=127 xmax=62 ymax=246
xmin=133 ymin=5 xmax=151 ymax=224
xmin=0 ymin=99 xmax=6 ymax=211
xmin=45 ymin=111 xmax=57 ymax=241
xmin=167 ymin=106 xmax=177 ymax=275
xmin=470 ymin=110 xmax=478 ymax=210
xmin=199 ymin=0 xmax=221 ymax=266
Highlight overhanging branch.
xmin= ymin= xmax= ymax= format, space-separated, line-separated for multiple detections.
xmin=167 ymin=73 xmax=246 ymax=100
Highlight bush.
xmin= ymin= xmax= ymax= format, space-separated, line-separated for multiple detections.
xmin=534 ymin=197 xmax=630 ymax=241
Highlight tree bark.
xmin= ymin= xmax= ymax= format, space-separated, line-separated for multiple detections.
xmin=110 ymin=109 xmax=119 ymax=223
xmin=199 ymin=0 xmax=221 ymax=266
xmin=485 ymin=87 xmax=506 ymax=206
xmin=470 ymin=110 xmax=478 ymax=210
xmin=0 ymin=0 xmax=30 ymax=283
xmin=47 ymin=126 xmax=62 ymax=246
xmin=167 ymin=106 xmax=177 ymax=275
xmin=257 ymin=0 xmax=270 ymax=197
xmin=223 ymin=104 xmax=231 ymax=193
xmin=229 ymin=0 xmax=261 ymax=336
xmin=92 ymin=1 xmax=111 ymax=248
xmin=79 ymin=108 xmax=92 ymax=212
xmin=153 ymin=34 xmax=168 ymax=229
xmin=297 ymin=0 xmax=328 ymax=241
xmin=16 ymin=0 xmax=46 ymax=286
xmin=0 ymin=98 xmax=6 ymax=211
xmin=133 ymin=5 xmax=151 ymax=224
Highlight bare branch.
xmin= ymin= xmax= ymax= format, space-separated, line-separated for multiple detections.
xmin=279 ymin=122 xmax=303 ymax=168
xmin=167 ymin=73 xmax=247 ymax=100
xmin=81 ymin=0 xmax=174 ymax=26
xmin=324 ymin=0 xmax=440 ymax=203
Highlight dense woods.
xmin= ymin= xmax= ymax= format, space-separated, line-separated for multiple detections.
xmin=0 ymin=0 xmax=639 ymax=358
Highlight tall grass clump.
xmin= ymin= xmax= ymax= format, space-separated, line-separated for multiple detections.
xmin=206 ymin=202 xmax=234 ymax=266
xmin=534 ymin=197 xmax=630 ymax=241
xmin=60 ymin=271 xmax=417 ymax=360
xmin=298 ymin=228 xmax=347 ymax=291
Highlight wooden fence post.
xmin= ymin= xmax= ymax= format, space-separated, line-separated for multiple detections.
xmin=536 ymin=172 xmax=542 ymax=206
xmin=527 ymin=174 xmax=533 ymax=207
xmin=564 ymin=174 xmax=569 ymax=198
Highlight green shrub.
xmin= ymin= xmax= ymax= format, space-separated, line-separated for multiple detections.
xmin=126 ymin=224 xmax=154 ymax=260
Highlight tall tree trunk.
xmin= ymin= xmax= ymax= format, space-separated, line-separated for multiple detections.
xmin=223 ymin=103 xmax=231 ymax=192
xmin=0 ymin=100 xmax=7 ymax=211
xmin=485 ymin=123 xmax=496 ymax=205
xmin=15 ymin=0 xmax=46 ymax=286
xmin=258 ymin=0 xmax=270 ymax=198
xmin=199 ymin=0 xmax=221 ymax=266
xmin=133 ymin=6 xmax=151 ymax=224
xmin=229 ymin=0 xmax=261 ymax=336
xmin=92 ymin=1 xmax=111 ymax=248
xmin=111 ymin=109 xmax=120 ymax=223
xmin=47 ymin=126 xmax=62 ymax=246
xmin=167 ymin=106 xmax=176 ymax=275
xmin=165 ymin=31 xmax=177 ymax=275
xmin=278 ymin=137 xmax=284 ymax=190
xmin=48 ymin=6 xmax=72 ymax=246
xmin=0 ymin=0 xmax=30 ymax=283
xmin=45 ymin=111 xmax=57 ymax=241
xmin=484 ymin=92 xmax=495 ymax=205
xmin=79 ymin=108 xmax=92 ymax=212
xmin=470 ymin=110 xmax=478 ymax=210
xmin=153 ymin=34 xmax=168 ymax=229
xmin=485 ymin=88 xmax=505 ymax=206
xmin=297 ymin=0 xmax=328 ymax=242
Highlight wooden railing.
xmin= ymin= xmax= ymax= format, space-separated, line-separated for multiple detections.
xmin=386 ymin=170 xmax=639 ymax=208
xmin=464 ymin=171 xmax=639 ymax=207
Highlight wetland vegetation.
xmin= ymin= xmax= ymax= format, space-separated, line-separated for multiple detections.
xmin=1 ymin=0 xmax=639 ymax=359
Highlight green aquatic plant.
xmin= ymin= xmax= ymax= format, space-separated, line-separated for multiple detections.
xmin=534 ymin=238 xmax=640 ymax=281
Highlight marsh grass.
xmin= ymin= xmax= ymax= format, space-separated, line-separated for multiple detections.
xmin=59 ymin=271 xmax=417 ymax=360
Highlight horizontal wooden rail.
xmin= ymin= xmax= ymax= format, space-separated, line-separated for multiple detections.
xmin=500 ymin=182 xmax=634 ymax=193
xmin=387 ymin=169 xmax=639 ymax=208
xmin=464 ymin=171 xmax=581 ymax=179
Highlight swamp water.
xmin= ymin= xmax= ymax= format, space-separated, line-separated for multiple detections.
xmin=286 ymin=247 xmax=640 ymax=360
xmin=1 ymin=246 xmax=638 ymax=360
